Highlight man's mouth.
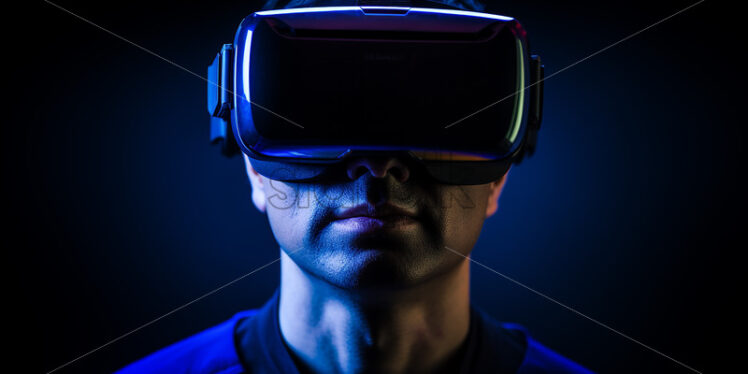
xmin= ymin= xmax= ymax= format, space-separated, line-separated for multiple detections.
xmin=331 ymin=203 xmax=419 ymax=232
xmin=334 ymin=203 xmax=418 ymax=220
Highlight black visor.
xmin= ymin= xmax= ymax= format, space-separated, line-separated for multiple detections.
xmin=208 ymin=6 xmax=543 ymax=184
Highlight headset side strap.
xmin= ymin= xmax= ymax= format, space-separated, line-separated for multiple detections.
xmin=524 ymin=54 xmax=544 ymax=159
xmin=530 ymin=55 xmax=544 ymax=132
xmin=512 ymin=54 xmax=544 ymax=165
xmin=207 ymin=44 xmax=239 ymax=157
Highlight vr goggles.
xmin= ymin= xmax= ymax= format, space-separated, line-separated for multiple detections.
xmin=208 ymin=2 xmax=544 ymax=185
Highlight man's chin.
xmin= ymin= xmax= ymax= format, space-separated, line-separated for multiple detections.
xmin=314 ymin=244 xmax=443 ymax=291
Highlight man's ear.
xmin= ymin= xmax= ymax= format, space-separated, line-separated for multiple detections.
xmin=485 ymin=167 xmax=510 ymax=218
xmin=243 ymin=154 xmax=267 ymax=213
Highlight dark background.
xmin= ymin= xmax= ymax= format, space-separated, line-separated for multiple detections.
xmin=12 ymin=0 xmax=742 ymax=372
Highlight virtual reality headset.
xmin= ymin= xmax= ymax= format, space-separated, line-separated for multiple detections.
xmin=208 ymin=1 xmax=544 ymax=185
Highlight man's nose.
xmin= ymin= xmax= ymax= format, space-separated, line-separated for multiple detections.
xmin=345 ymin=156 xmax=411 ymax=182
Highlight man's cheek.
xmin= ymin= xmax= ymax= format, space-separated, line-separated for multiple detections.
xmin=266 ymin=180 xmax=315 ymax=215
xmin=441 ymin=185 xmax=477 ymax=211
xmin=443 ymin=190 xmax=488 ymax=244
xmin=265 ymin=179 xmax=294 ymax=210
xmin=267 ymin=207 xmax=307 ymax=252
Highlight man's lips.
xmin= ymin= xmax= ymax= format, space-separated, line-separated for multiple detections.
xmin=332 ymin=203 xmax=419 ymax=221
xmin=329 ymin=203 xmax=421 ymax=234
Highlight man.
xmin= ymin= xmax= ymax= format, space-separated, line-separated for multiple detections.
xmin=117 ymin=154 xmax=592 ymax=373
xmin=117 ymin=0 xmax=594 ymax=372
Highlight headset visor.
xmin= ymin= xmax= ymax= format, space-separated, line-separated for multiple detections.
xmin=232 ymin=7 xmax=531 ymax=163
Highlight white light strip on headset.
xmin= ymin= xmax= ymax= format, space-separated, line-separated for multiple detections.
xmin=255 ymin=6 xmax=513 ymax=21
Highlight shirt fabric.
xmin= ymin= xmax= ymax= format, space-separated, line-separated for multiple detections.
xmin=116 ymin=287 xmax=594 ymax=373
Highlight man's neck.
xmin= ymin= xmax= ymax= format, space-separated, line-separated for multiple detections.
xmin=277 ymin=249 xmax=472 ymax=374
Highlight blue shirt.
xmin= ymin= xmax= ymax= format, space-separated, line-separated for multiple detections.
xmin=116 ymin=288 xmax=593 ymax=373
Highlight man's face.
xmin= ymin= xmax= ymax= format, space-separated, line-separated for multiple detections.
xmin=245 ymin=154 xmax=508 ymax=291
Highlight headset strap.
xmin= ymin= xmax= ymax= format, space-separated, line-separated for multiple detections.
xmin=207 ymin=44 xmax=240 ymax=156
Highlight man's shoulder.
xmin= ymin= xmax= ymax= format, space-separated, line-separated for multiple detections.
xmin=114 ymin=310 xmax=259 ymax=374
xmin=473 ymin=305 xmax=594 ymax=374
xmin=499 ymin=322 xmax=595 ymax=374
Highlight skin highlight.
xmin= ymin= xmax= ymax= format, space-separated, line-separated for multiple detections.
xmin=243 ymin=153 xmax=508 ymax=374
